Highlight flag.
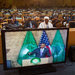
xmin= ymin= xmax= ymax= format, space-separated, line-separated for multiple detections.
xmin=39 ymin=30 xmax=52 ymax=55
xmin=17 ymin=31 xmax=37 ymax=66
xmin=51 ymin=30 xmax=65 ymax=63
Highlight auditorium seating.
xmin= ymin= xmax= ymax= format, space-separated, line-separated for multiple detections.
xmin=69 ymin=21 xmax=75 ymax=28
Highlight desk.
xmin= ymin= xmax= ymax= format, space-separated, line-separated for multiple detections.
xmin=1 ymin=22 xmax=8 ymax=25
xmin=0 ymin=24 xmax=2 ymax=29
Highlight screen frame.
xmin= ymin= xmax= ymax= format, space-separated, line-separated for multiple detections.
xmin=1 ymin=28 xmax=69 ymax=70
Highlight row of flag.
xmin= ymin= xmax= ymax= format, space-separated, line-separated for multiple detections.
xmin=17 ymin=30 xmax=65 ymax=66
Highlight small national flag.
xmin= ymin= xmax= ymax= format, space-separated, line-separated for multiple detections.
xmin=17 ymin=31 xmax=37 ymax=66
xmin=51 ymin=30 xmax=65 ymax=63
xmin=39 ymin=30 xmax=52 ymax=56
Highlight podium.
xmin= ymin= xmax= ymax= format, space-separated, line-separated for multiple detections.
xmin=22 ymin=56 xmax=53 ymax=66
xmin=19 ymin=56 xmax=56 ymax=75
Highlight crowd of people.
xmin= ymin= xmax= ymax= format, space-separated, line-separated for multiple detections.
xmin=0 ymin=8 xmax=75 ymax=29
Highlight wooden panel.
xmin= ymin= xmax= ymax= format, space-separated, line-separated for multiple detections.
xmin=0 ymin=0 xmax=75 ymax=8
xmin=68 ymin=28 xmax=75 ymax=49
xmin=71 ymin=0 xmax=75 ymax=6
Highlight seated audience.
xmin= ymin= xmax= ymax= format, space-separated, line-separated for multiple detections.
xmin=0 ymin=8 xmax=75 ymax=30
xmin=24 ymin=17 xmax=37 ymax=28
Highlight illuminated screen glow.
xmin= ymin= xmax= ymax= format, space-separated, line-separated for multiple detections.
xmin=5 ymin=29 xmax=68 ymax=68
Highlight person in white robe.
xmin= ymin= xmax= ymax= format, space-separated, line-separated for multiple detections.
xmin=38 ymin=16 xmax=53 ymax=28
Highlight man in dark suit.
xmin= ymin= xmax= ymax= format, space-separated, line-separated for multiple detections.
xmin=28 ymin=43 xmax=51 ymax=58
xmin=24 ymin=17 xmax=37 ymax=28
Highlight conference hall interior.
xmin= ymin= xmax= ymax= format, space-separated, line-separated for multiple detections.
xmin=0 ymin=0 xmax=75 ymax=75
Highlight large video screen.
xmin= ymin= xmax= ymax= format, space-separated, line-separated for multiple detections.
xmin=3 ymin=28 xmax=68 ymax=69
